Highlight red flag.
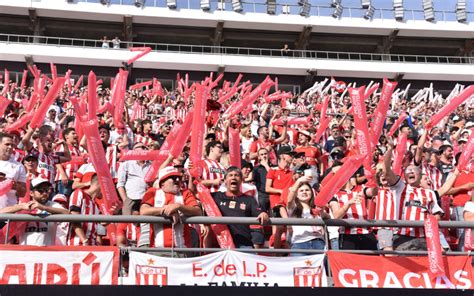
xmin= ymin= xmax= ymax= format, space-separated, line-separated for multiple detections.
xmin=331 ymin=77 xmax=346 ymax=93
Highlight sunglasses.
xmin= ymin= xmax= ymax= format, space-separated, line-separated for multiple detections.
xmin=34 ymin=187 xmax=51 ymax=194
xmin=168 ymin=176 xmax=182 ymax=183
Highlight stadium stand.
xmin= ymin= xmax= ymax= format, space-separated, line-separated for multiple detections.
xmin=0 ymin=0 xmax=473 ymax=292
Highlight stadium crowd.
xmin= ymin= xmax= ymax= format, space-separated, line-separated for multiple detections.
xmin=0 ymin=68 xmax=472 ymax=257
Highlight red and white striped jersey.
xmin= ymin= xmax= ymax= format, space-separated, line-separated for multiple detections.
xmin=296 ymin=104 xmax=308 ymax=114
xmin=54 ymin=143 xmax=82 ymax=181
xmin=28 ymin=148 xmax=60 ymax=184
xmin=391 ymin=179 xmax=443 ymax=237
xmin=63 ymin=101 xmax=75 ymax=116
xmin=249 ymin=139 xmax=277 ymax=165
xmin=134 ymin=133 xmax=154 ymax=147
xmin=173 ymin=108 xmax=188 ymax=123
xmin=141 ymin=188 xmax=199 ymax=248
xmin=330 ymin=186 xmax=371 ymax=235
xmin=67 ymin=189 xmax=101 ymax=246
xmin=75 ymin=162 xmax=95 ymax=181
xmin=117 ymin=223 xmax=140 ymax=247
xmin=374 ymin=187 xmax=396 ymax=228
xmin=105 ymin=144 xmax=120 ymax=182
xmin=422 ymin=162 xmax=443 ymax=190
xmin=134 ymin=105 xmax=147 ymax=121
xmin=201 ymin=158 xmax=226 ymax=193
xmin=12 ymin=149 xmax=25 ymax=163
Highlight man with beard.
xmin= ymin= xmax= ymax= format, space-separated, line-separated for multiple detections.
xmin=22 ymin=125 xmax=71 ymax=186
xmin=437 ymin=142 xmax=454 ymax=183
xmin=383 ymin=136 xmax=444 ymax=251
xmin=249 ymin=124 xmax=287 ymax=166
xmin=55 ymin=128 xmax=83 ymax=196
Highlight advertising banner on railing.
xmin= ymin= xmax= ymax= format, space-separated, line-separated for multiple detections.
xmin=0 ymin=246 xmax=119 ymax=285
xmin=127 ymin=250 xmax=327 ymax=287
xmin=328 ymin=251 xmax=473 ymax=289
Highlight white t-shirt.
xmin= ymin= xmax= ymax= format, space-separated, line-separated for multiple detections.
xmin=241 ymin=136 xmax=253 ymax=155
xmin=0 ymin=158 xmax=27 ymax=208
xmin=18 ymin=201 xmax=65 ymax=246
xmin=464 ymin=202 xmax=474 ymax=214
xmin=288 ymin=207 xmax=325 ymax=244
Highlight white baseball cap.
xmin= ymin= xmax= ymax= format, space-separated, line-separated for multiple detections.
xmin=157 ymin=166 xmax=181 ymax=185
xmin=31 ymin=176 xmax=51 ymax=189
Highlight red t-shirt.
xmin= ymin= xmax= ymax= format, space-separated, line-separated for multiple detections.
xmin=266 ymin=167 xmax=294 ymax=208
xmin=250 ymin=139 xmax=277 ymax=165
xmin=452 ymin=171 xmax=474 ymax=207
xmin=295 ymin=145 xmax=321 ymax=166
xmin=141 ymin=188 xmax=199 ymax=247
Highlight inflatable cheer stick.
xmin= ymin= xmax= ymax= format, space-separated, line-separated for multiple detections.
xmin=197 ymin=184 xmax=235 ymax=249
xmin=20 ymin=70 xmax=28 ymax=89
xmin=119 ymin=150 xmax=169 ymax=162
xmin=370 ymin=79 xmax=397 ymax=146
xmin=169 ymin=111 xmax=194 ymax=158
xmin=229 ymin=128 xmax=241 ymax=168
xmin=87 ymin=71 xmax=98 ymax=120
xmin=457 ymin=130 xmax=474 ymax=171
xmin=0 ymin=180 xmax=14 ymax=196
xmin=314 ymin=154 xmax=365 ymax=207
xmin=387 ymin=112 xmax=408 ymax=138
xmin=30 ymin=78 xmax=66 ymax=129
xmin=349 ymin=86 xmax=372 ymax=172
xmin=127 ymin=47 xmax=152 ymax=65
xmin=392 ymin=133 xmax=408 ymax=176
xmin=426 ymin=85 xmax=474 ymax=129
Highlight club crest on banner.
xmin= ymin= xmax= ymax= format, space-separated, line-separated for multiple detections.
xmin=135 ymin=265 xmax=168 ymax=286
xmin=293 ymin=266 xmax=323 ymax=287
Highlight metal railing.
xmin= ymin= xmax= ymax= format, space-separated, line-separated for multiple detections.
xmin=1 ymin=33 xmax=473 ymax=65
xmin=0 ymin=214 xmax=472 ymax=256
xmin=2 ymin=214 xmax=474 ymax=228
xmin=73 ymin=0 xmax=474 ymax=22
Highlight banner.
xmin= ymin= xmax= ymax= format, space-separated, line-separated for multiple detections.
xmin=0 ymin=246 xmax=118 ymax=285
xmin=328 ymin=251 xmax=473 ymax=289
xmin=128 ymin=250 xmax=327 ymax=287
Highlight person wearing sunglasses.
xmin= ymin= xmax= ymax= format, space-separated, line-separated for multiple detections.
xmin=139 ymin=166 xmax=201 ymax=256
xmin=17 ymin=176 xmax=69 ymax=246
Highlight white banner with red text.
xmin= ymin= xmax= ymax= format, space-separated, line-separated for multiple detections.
xmin=127 ymin=250 xmax=327 ymax=287
xmin=328 ymin=251 xmax=473 ymax=289
xmin=0 ymin=246 xmax=119 ymax=285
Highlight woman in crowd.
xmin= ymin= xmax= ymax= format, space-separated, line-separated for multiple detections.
xmin=286 ymin=175 xmax=328 ymax=255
